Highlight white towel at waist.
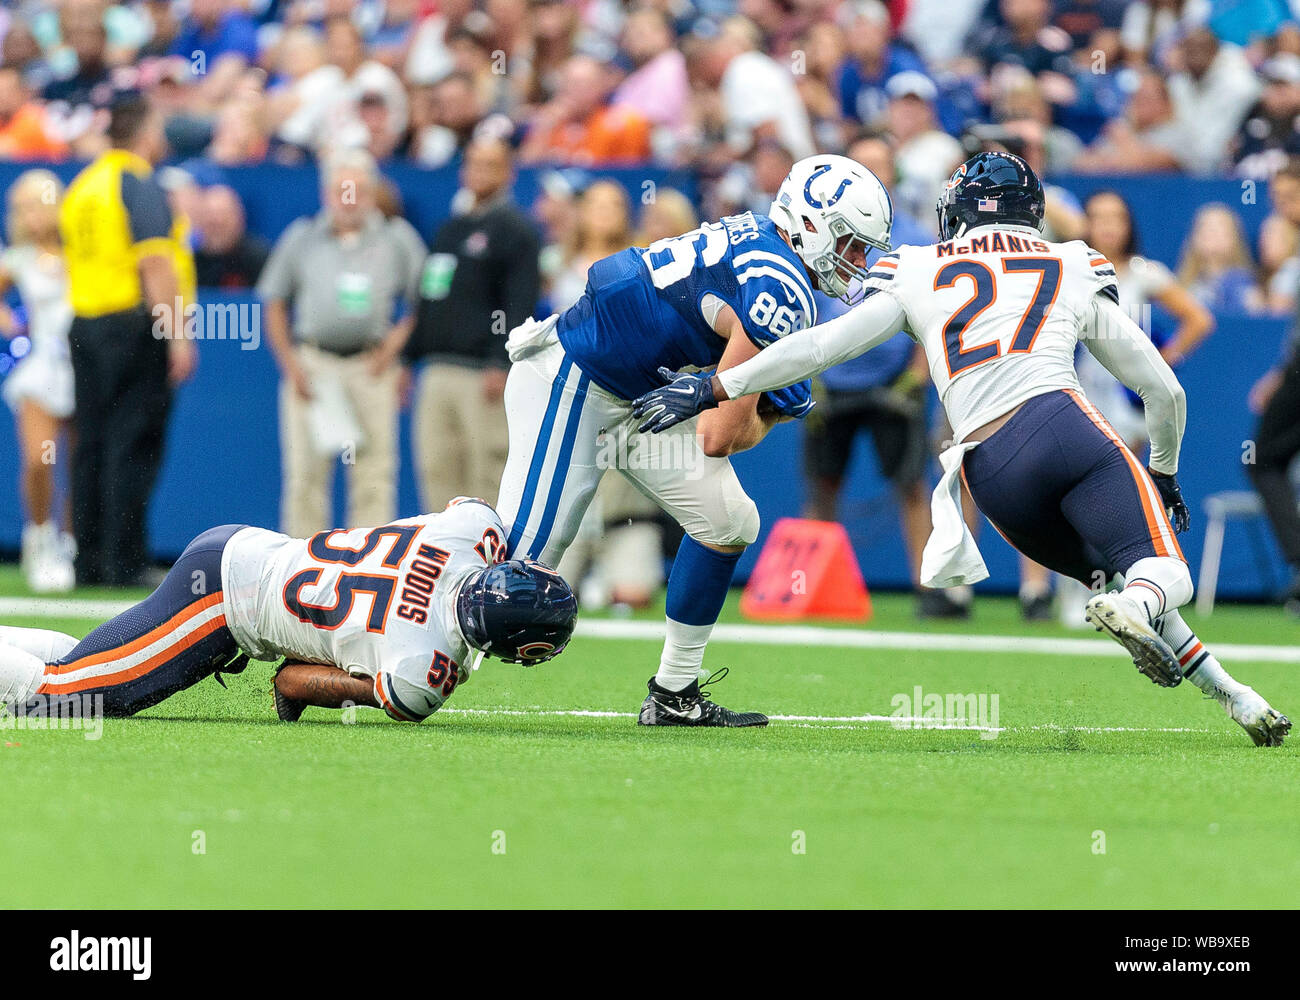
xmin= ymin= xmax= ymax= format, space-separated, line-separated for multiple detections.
xmin=506 ymin=314 xmax=559 ymax=363
xmin=920 ymin=440 xmax=988 ymax=589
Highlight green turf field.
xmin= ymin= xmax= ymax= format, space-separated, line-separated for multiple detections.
xmin=1 ymin=566 xmax=1296 ymax=909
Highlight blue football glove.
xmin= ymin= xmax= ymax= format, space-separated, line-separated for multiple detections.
xmin=632 ymin=366 xmax=718 ymax=434
xmin=1147 ymin=468 xmax=1191 ymax=534
xmin=760 ymin=379 xmax=816 ymax=420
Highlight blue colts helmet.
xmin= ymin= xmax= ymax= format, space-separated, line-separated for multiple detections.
xmin=456 ymin=559 xmax=577 ymax=664
xmin=936 ymin=151 xmax=1045 ymax=241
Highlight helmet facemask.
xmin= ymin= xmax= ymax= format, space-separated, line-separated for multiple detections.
xmin=771 ymin=155 xmax=894 ymax=307
xmin=802 ymin=215 xmax=890 ymax=305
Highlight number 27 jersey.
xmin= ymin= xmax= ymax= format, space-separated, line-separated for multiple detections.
xmin=864 ymin=224 xmax=1119 ymax=443
xmin=219 ymin=500 xmax=508 ymax=721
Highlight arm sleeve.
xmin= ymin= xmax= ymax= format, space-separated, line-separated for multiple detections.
xmin=1080 ymin=293 xmax=1187 ymax=475
xmin=374 ymin=669 xmax=439 ymax=722
xmin=716 ymin=289 xmax=909 ymax=399
xmin=120 ymin=172 xmax=173 ymax=253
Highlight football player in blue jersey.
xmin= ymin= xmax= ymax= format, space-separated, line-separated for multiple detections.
xmin=496 ymin=155 xmax=893 ymax=726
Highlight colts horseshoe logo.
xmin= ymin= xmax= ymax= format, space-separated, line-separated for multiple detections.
xmin=803 ymin=163 xmax=853 ymax=209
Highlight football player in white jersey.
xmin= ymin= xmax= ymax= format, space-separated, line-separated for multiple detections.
xmin=0 ymin=499 xmax=577 ymax=723
xmin=633 ymin=152 xmax=1289 ymax=747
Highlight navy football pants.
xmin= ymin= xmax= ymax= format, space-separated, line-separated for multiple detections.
xmin=961 ymin=390 xmax=1184 ymax=586
xmin=30 ymin=524 xmax=247 ymax=717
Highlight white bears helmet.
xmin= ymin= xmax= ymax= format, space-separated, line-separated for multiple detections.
xmin=768 ymin=154 xmax=893 ymax=304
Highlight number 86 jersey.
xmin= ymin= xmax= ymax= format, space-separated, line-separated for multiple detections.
xmin=554 ymin=210 xmax=818 ymax=402
xmin=219 ymin=499 xmax=509 ymax=721
xmin=868 ymin=225 xmax=1119 ymax=444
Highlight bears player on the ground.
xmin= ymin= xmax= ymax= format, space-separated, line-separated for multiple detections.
xmin=633 ymin=151 xmax=1289 ymax=747
xmin=497 ymin=154 xmax=892 ymax=727
xmin=0 ymin=499 xmax=577 ymax=723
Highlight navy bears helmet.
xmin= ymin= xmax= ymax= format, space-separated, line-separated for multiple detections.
xmin=456 ymin=558 xmax=578 ymax=664
xmin=936 ymin=152 xmax=1045 ymax=241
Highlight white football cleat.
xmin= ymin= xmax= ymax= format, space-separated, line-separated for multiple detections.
xmin=1223 ymin=687 xmax=1291 ymax=747
xmin=1085 ymin=592 xmax=1183 ymax=687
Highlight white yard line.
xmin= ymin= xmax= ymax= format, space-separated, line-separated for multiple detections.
xmin=1 ymin=594 xmax=1296 ymax=663
xmin=439 ymin=706 xmax=1214 ymax=735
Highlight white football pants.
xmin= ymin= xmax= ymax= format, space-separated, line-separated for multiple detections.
xmin=496 ymin=323 xmax=760 ymax=567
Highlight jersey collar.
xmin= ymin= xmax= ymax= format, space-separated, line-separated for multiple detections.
xmin=964 ymin=223 xmax=1044 ymax=238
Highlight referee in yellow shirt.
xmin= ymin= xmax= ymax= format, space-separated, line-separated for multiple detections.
xmin=59 ymin=91 xmax=196 ymax=587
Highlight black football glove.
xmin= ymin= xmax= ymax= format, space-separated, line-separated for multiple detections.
xmin=1148 ymin=468 xmax=1190 ymax=534
xmin=632 ymin=366 xmax=718 ymax=434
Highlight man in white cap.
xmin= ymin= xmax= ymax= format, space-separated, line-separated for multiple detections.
xmin=886 ymin=70 xmax=964 ymax=221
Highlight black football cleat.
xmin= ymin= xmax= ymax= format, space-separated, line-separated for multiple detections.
xmin=273 ymin=684 xmax=307 ymax=722
xmin=637 ymin=668 xmax=768 ymax=727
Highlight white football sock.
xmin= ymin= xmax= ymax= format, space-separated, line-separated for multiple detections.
xmin=1158 ymin=610 xmax=1245 ymax=698
xmin=1120 ymin=556 xmax=1193 ymax=622
xmin=0 ymin=642 xmax=46 ymax=705
xmin=0 ymin=625 xmax=77 ymax=662
xmin=655 ymin=618 xmax=713 ymax=692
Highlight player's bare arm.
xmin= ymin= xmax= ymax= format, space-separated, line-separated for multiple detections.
xmin=695 ymin=304 xmax=775 ymax=456
xmin=274 ymin=663 xmax=379 ymax=711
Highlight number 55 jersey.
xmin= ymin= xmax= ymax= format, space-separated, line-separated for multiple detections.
xmin=221 ymin=499 xmax=508 ymax=721
xmin=868 ymin=225 xmax=1119 ymax=443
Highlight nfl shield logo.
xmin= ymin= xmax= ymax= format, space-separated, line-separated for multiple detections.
xmin=977 ymin=198 xmax=999 ymax=212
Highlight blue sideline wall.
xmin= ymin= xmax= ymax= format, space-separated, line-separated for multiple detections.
xmin=0 ymin=163 xmax=1289 ymax=599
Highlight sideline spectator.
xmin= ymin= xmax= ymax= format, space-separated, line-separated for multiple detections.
xmin=258 ymin=149 xmax=425 ymax=537
xmin=406 ymin=137 xmax=539 ymax=509
xmin=1177 ymin=203 xmax=1259 ymax=312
